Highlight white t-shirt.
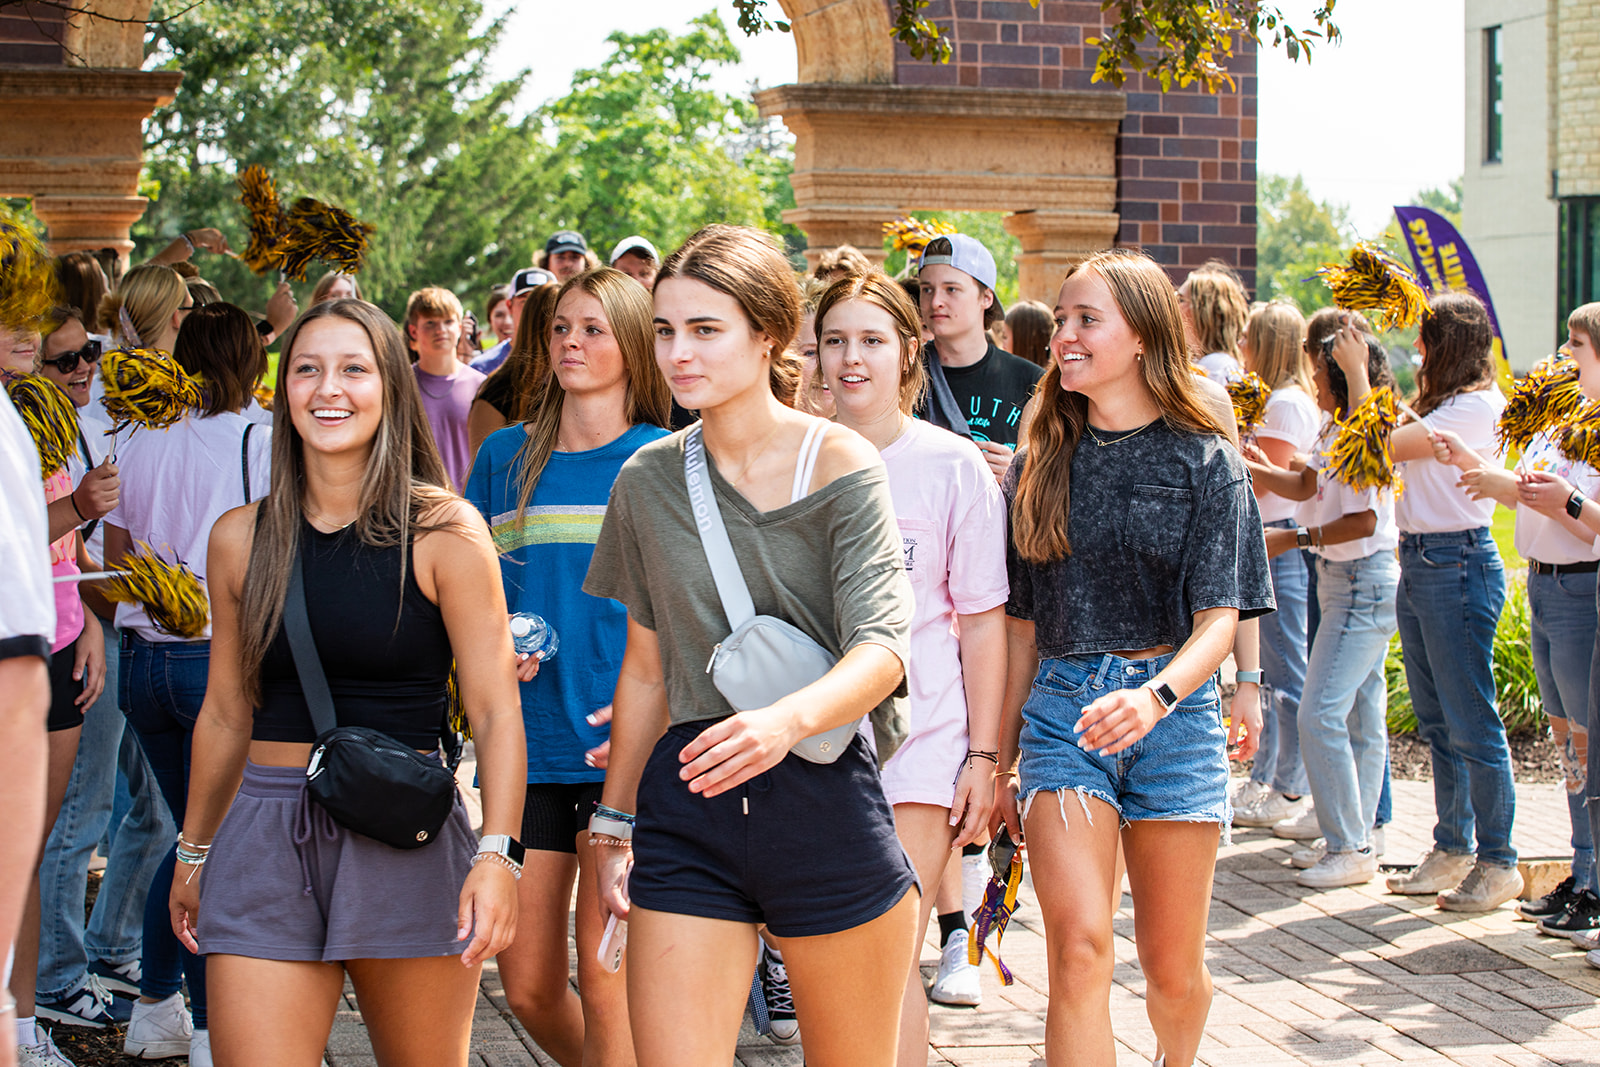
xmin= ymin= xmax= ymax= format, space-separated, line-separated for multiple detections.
xmin=67 ymin=383 xmax=112 ymax=563
xmin=1297 ymin=419 xmax=1398 ymax=562
xmin=1196 ymin=351 xmax=1242 ymax=384
xmin=1394 ymin=388 xmax=1507 ymax=533
xmin=877 ymin=419 xmax=1009 ymax=809
xmin=105 ymin=411 xmax=272 ymax=642
xmin=1253 ymin=385 xmax=1321 ymax=523
xmin=1514 ymin=429 xmax=1600 ymax=564
xmin=243 ymin=399 xmax=274 ymax=427
xmin=0 ymin=392 xmax=56 ymax=659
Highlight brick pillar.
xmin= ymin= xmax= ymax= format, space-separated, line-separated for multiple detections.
xmin=1004 ymin=208 xmax=1121 ymax=305
xmin=31 ymin=195 xmax=148 ymax=269
xmin=782 ymin=206 xmax=890 ymax=274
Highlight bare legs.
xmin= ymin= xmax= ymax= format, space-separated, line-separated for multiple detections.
xmin=892 ymin=803 xmax=957 ymax=1067
xmin=1025 ymin=792 xmax=1219 ymax=1067
xmin=8 ymin=726 xmax=79 ymax=1020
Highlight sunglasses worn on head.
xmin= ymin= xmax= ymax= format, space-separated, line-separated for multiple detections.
xmin=44 ymin=339 xmax=102 ymax=374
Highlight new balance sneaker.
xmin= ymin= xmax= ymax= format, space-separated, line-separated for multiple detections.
xmin=1271 ymin=804 xmax=1322 ymax=841
xmin=87 ymin=956 xmax=142 ymax=998
xmin=1437 ymin=861 xmax=1524 ymax=912
xmin=1296 ymin=848 xmax=1378 ymax=888
xmin=757 ymin=946 xmax=799 ymax=1046
xmin=1386 ymin=848 xmax=1475 ymax=895
xmin=1518 ymin=875 xmax=1579 ymax=921
xmin=17 ymin=1027 xmax=76 ymax=1067
xmin=1232 ymin=789 xmax=1306 ymax=829
xmin=1536 ymin=889 xmax=1600 ymax=937
xmin=929 ymin=929 xmax=982 ymax=1006
xmin=123 ymin=991 xmax=193 ymax=1059
xmin=35 ymin=976 xmax=127 ymax=1029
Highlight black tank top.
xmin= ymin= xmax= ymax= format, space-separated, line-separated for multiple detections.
xmin=254 ymin=519 xmax=452 ymax=749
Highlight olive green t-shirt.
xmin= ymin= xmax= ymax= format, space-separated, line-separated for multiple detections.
xmin=583 ymin=428 xmax=913 ymax=762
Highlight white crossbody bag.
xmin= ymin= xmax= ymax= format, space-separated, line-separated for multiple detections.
xmin=684 ymin=423 xmax=859 ymax=764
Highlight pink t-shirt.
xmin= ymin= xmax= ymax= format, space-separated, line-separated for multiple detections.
xmin=878 ymin=419 xmax=1009 ymax=809
xmin=45 ymin=467 xmax=84 ymax=653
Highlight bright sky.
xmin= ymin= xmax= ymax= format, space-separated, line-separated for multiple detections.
xmin=490 ymin=0 xmax=1465 ymax=237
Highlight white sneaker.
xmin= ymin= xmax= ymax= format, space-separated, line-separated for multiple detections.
xmin=1229 ymin=778 xmax=1269 ymax=809
xmin=1437 ymin=861 xmax=1524 ymax=912
xmin=1386 ymin=848 xmax=1476 ymax=895
xmin=189 ymin=1029 xmax=212 ymax=1067
xmin=929 ymin=929 xmax=982 ymax=1006
xmin=18 ymin=1029 xmax=76 ymax=1067
xmin=1272 ymin=804 xmax=1322 ymax=840
xmin=123 ymin=992 xmax=193 ymax=1059
xmin=1290 ymin=839 xmax=1326 ymax=869
xmin=1587 ymin=948 xmax=1600 ymax=971
xmin=1232 ymin=789 xmax=1305 ymax=828
xmin=1372 ymin=825 xmax=1386 ymax=859
xmin=1297 ymin=849 xmax=1378 ymax=888
xmin=1572 ymin=926 xmax=1600 ymax=951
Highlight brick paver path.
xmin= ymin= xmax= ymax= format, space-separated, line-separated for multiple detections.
xmin=323 ymin=778 xmax=1600 ymax=1067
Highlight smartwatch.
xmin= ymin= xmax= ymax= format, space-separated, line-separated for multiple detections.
xmin=1568 ymin=490 xmax=1587 ymax=520
xmin=476 ymin=833 xmax=525 ymax=868
xmin=256 ymin=319 xmax=274 ymax=337
xmin=1144 ymin=680 xmax=1179 ymax=714
xmin=1296 ymin=527 xmax=1312 ymax=548
xmin=1234 ymin=669 xmax=1263 ymax=686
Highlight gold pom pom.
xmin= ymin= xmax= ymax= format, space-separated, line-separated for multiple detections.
xmin=1316 ymin=244 xmax=1430 ymax=333
xmin=102 ymin=546 xmax=209 ymax=639
xmin=1498 ymin=356 xmax=1586 ymax=453
xmin=882 ymin=215 xmax=958 ymax=256
xmin=1227 ymin=371 xmax=1271 ymax=437
xmin=0 ymin=207 xmax=61 ymax=332
xmin=272 ymin=197 xmax=374 ymax=281
xmin=100 ymin=347 xmax=202 ymax=434
xmin=252 ymin=382 xmax=274 ymax=413
xmin=237 ymin=165 xmax=286 ymax=276
xmin=1323 ymin=386 xmax=1403 ymax=492
xmin=4 ymin=372 xmax=79 ymax=478
xmin=1557 ymin=403 xmax=1600 ymax=468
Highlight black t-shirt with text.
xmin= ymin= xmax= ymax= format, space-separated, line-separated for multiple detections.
xmin=916 ymin=341 xmax=1043 ymax=448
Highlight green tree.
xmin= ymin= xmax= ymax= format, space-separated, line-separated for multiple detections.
xmin=1255 ymin=173 xmax=1351 ymax=313
xmin=541 ymin=11 xmax=802 ymax=259
xmin=136 ymin=0 xmax=559 ymax=320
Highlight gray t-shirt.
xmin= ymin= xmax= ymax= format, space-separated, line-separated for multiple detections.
xmin=1002 ymin=421 xmax=1274 ymax=659
xmin=584 ymin=429 xmax=914 ymax=761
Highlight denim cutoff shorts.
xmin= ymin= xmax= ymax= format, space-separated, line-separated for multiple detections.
xmin=1018 ymin=652 xmax=1230 ymax=828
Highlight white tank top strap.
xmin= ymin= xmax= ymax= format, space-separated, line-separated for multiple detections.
xmin=791 ymin=421 xmax=829 ymax=503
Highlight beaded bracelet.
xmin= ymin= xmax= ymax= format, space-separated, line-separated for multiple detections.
xmin=593 ymin=803 xmax=636 ymax=825
xmin=589 ymin=833 xmax=632 ymax=849
xmin=470 ymin=851 xmax=523 ymax=880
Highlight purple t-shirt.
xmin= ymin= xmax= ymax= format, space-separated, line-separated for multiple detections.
xmin=414 ymin=364 xmax=485 ymax=491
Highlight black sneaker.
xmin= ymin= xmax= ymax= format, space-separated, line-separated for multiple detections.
xmin=1518 ymin=875 xmax=1578 ymax=921
xmin=1537 ymin=889 xmax=1600 ymax=936
xmin=758 ymin=945 xmax=800 ymax=1046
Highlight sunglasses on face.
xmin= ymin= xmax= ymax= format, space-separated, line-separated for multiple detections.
xmin=43 ymin=339 xmax=102 ymax=375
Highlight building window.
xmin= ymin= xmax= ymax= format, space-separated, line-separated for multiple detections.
xmin=1560 ymin=197 xmax=1599 ymax=319
xmin=1485 ymin=26 xmax=1503 ymax=163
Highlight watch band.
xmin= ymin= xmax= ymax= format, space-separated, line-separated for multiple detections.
xmin=589 ymin=813 xmax=634 ymax=841
xmin=1233 ymin=669 xmax=1263 ymax=685
xmin=476 ymin=833 xmax=525 ymax=869
xmin=1143 ymin=680 xmax=1179 ymax=713
xmin=1296 ymin=526 xmax=1312 ymax=548
xmin=1568 ymin=490 xmax=1587 ymax=520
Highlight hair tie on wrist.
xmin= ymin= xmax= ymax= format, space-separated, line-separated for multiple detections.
xmin=69 ymin=488 xmax=87 ymax=523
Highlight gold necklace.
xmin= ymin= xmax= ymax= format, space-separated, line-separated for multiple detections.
xmin=305 ymin=508 xmax=356 ymax=531
xmin=1084 ymin=419 xmax=1156 ymax=447
xmin=721 ymin=424 xmax=783 ymax=487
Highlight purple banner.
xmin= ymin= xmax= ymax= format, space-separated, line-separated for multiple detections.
xmin=1394 ymin=205 xmax=1512 ymax=380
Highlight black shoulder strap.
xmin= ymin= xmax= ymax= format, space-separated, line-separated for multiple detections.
xmin=77 ymin=427 xmax=99 ymax=542
xmin=241 ymin=422 xmax=256 ymax=504
xmin=283 ymin=544 xmax=338 ymax=738
xmin=924 ymin=349 xmax=973 ymax=441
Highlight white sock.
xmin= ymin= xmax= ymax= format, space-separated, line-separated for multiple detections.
xmin=16 ymin=1016 xmax=37 ymax=1047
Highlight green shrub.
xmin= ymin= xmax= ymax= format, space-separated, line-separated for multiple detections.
xmin=1385 ymin=577 xmax=1544 ymax=737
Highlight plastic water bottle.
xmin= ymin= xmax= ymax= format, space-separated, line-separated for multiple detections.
xmin=509 ymin=612 xmax=559 ymax=661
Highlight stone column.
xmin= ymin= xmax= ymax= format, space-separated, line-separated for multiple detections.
xmin=30 ymin=196 xmax=151 ymax=263
xmin=783 ymin=207 xmax=890 ymax=273
xmin=1004 ymin=209 xmax=1122 ymax=306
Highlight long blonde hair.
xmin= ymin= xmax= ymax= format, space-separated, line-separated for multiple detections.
xmin=100 ymin=264 xmax=185 ymax=349
xmin=511 ymin=269 xmax=671 ymax=517
xmin=1012 ymin=249 xmax=1231 ymax=563
xmin=237 ymin=299 xmax=456 ymax=701
xmin=1245 ymin=301 xmax=1313 ymax=396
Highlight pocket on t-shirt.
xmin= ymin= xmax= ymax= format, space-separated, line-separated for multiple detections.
xmin=1123 ymin=485 xmax=1193 ymax=557
xmin=896 ymin=518 xmax=944 ymax=594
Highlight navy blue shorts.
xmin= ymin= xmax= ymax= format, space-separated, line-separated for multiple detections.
xmin=630 ymin=719 xmax=918 ymax=938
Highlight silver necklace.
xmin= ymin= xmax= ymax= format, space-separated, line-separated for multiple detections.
xmin=1084 ymin=419 xmax=1156 ymax=447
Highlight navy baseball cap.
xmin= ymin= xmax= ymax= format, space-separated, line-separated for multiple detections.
xmin=544 ymin=230 xmax=589 ymax=256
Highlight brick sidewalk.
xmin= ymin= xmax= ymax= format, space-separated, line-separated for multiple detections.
xmin=323 ymin=778 xmax=1599 ymax=1067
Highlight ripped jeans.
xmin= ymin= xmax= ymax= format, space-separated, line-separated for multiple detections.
xmin=1529 ymin=567 xmax=1596 ymax=892
xmin=1018 ymin=652 xmax=1231 ymax=829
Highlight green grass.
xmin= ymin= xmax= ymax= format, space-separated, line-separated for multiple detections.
xmin=1490 ymin=495 xmax=1522 ymax=570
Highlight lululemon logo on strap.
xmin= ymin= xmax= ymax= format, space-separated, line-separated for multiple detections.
xmin=416 ymin=830 xmax=429 ymax=842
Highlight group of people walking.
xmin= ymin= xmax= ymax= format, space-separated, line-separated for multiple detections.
xmin=3 ymin=212 xmax=1597 ymax=1067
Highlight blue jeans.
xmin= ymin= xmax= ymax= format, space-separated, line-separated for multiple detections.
xmin=1253 ymin=524 xmax=1311 ymax=795
xmin=1396 ymin=528 xmax=1516 ymax=867
xmin=38 ymin=617 xmax=174 ymax=998
xmin=1298 ymin=553 xmax=1399 ymax=854
xmin=1529 ymin=567 xmax=1597 ymax=892
xmin=120 ymin=633 xmax=208 ymax=1028
xmin=1310 ymin=562 xmax=1394 ymax=827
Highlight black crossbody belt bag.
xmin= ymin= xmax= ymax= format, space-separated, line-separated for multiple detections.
xmin=284 ymin=545 xmax=460 ymax=850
